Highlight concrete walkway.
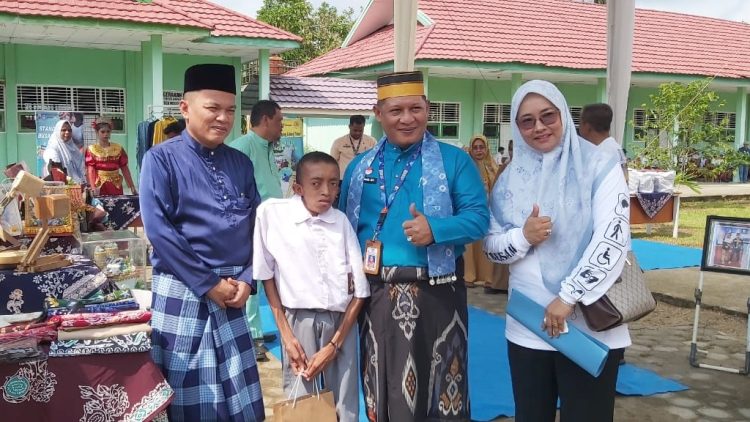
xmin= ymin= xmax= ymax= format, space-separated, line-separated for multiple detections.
xmin=678 ymin=182 xmax=750 ymax=198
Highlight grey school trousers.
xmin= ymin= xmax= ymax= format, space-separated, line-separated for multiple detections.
xmin=282 ymin=308 xmax=359 ymax=422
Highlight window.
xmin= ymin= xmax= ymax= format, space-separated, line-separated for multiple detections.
xmin=570 ymin=106 xmax=582 ymax=128
xmin=427 ymin=101 xmax=460 ymax=139
xmin=704 ymin=111 xmax=736 ymax=142
xmin=16 ymin=85 xmax=126 ymax=133
xmin=482 ymin=103 xmax=510 ymax=140
xmin=633 ymin=108 xmax=658 ymax=141
xmin=0 ymin=82 xmax=5 ymax=132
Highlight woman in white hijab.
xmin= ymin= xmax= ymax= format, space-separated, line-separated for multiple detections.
xmin=485 ymin=80 xmax=630 ymax=422
xmin=42 ymin=119 xmax=85 ymax=184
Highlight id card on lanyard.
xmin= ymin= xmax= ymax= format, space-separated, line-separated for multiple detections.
xmin=363 ymin=142 xmax=422 ymax=275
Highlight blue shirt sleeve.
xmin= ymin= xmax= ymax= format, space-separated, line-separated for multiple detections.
xmin=140 ymin=150 xmax=220 ymax=297
xmin=427 ymin=148 xmax=490 ymax=245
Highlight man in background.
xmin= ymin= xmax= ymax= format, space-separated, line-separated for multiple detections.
xmin=230 ymin=100 xmax=284 ymax=361
xmin=330 ymin=115 xmax=377 ymax=179
xmin=580 ymin=103 xmax=628 ymax=176
xmin=738 ymin=142 xmax=750 ymax=183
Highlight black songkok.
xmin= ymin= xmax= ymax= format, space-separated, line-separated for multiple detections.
xmin=184 ymin=64 xmax=236 ymax=95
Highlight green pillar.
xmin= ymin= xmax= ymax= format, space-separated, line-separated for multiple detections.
xmin=735 ymin=87 xmax=747 ymax=182
xmin=232 ymin=57 xmax=242 ymax=141
xmin=141 ymin=34 xmax=163 ymax=117
xmin=511 ymin=73 xmax=522 ymax=97
xmin=596 ymin=77 xmax=607 ymax=103
xmin=259 ymin=49 xmax=270 ymax=100
xmin=4 ymin=43 xmax=18 ymax=166
xmin=124 ymin=51 xmax=141 ymax=183
xmin=473 ymin=79 xmax=483 ymax=140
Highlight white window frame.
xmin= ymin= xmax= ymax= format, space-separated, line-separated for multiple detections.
xmin=427 ymin=101 xmax=461 ymax=139
xmin=570 ymin=106 xmax=582 ymax=128
xmin=482 ymin=103 xmax=511 ymax=152
xmin=16 ymin=84 xmax=126 ymax=133
xmin=704 ymin=111 xmax=736 ymax=142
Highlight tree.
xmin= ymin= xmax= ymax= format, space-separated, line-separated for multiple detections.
xmin=257 ymin=0 xmax=355 ymax=64
xmin=630 ymin=79 xmax=743 ymax=190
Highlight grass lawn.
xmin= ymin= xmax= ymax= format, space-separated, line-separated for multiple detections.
xmin=631 ymin=198 xmax=750 ymax=248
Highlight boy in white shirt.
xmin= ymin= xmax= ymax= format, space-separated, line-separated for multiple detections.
xmin=253 ymin=151 xmax=369 ymax=422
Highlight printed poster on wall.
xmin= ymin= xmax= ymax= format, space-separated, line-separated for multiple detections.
xmin=35 ymin=111 xmax=68 ymax=176
xmin=274 ymin=136 xmax=305 ymax=197
xmin=274 ymin=118 xmax=305 ymax=196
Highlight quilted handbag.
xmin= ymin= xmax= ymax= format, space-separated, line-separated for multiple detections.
xmin=580 ymin=251 xmax=656 ymax=332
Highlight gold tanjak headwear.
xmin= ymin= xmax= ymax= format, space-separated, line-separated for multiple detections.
xmin=376 ymin=71 xmax=425 ymax=101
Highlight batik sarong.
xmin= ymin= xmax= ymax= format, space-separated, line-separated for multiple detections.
xmin=150 ymin=268 xmax=263 ymax=422
xmin=360 ymin=261 xmax=470 ymax=422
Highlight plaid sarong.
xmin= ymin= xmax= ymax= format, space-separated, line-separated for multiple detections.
xmin=151 ymin=268 xmax=264 ymax=422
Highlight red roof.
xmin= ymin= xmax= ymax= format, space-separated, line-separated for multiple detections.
xmin=1 ymin=0 xmax=300 ymax=41
xmin=287 ymin=0 xmax=750 ymax=79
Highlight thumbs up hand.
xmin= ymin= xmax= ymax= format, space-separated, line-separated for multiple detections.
xmin=402 ymin=203 xmax=435 ymax=246
xmin=522 ymin=204 xmax=553 ymax=246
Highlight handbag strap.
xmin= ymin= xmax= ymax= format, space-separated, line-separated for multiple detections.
xmin=288 ymin=373 xmax=322 ymax=408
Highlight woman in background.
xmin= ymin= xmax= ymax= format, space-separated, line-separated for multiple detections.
xmin=43 ymin=120 xmax=85 ymax=184
xmin=85 ymin=119 xmax=137 ymax=196
xmin=463 ymin=134 xmax=507 ymax=292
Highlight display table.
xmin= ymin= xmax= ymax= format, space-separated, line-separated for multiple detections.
xmin=0 ymin=256 xmax=101 ymax=315
xmin=99 ymin=195 xmax=141 ymax=231
xmin=0 ymin=352 xmax=172 ymax=421
xmin=630 ymin=193 xmax=681 ymax=238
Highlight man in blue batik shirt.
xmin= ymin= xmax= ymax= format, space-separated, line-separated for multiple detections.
xmin=339 ymin=71 xmax=489 ymax=421
xmin=140 ymin=64 xmax=264 ymax=422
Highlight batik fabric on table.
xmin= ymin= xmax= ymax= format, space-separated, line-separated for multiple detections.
xmin=0 ymin=256 xmax=101 ymax=316
xmin=0 ymin=352 xmax=173 ymax=421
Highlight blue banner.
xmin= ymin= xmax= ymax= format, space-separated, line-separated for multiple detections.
xmin=35 ymin=111 xmax=69 ymax=176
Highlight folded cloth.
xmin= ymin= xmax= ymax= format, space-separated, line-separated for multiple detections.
xmin=59 ymin=309 xmax=152 ymax=330
xmin=0 ymin=338 xmax=43 ymax=362
xmin=57 ymin=322 xmax=151 ymax=341
xmin=46 ymin=298 xmax=140 ymax=317
xmin=0 ymin=317 xmax=61 ymax=342
xmin=50 ymin=331 xmax=152 ymax=357
xmin=45 ymin=289 xmax=133 ymax=309
xmin=61 ymin=272 xmax=108 ymax=300
xmin=0 ymin=312 xmax=44 ymax=328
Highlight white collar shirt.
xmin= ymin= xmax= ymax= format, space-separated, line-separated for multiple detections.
xmin=253 ymin=195 xmax=370 ymax=312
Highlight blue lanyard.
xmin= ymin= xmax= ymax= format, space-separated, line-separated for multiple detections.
xmin=369 ymin=142 xmax=421 ymax=240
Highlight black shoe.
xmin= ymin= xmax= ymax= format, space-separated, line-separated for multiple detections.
xmin=484 ymin=287 xmax=507 ymax=294
xmin=253 ymin=339 xmax=268 ymax=354
xmin=263 ymin=333 xmax=278 ymax=343
xmin=255 ymin=350 xmax=269 ymax=362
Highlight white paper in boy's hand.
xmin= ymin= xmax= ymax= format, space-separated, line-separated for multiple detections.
xmin=560 ymin=320 xmax=569 ymax=334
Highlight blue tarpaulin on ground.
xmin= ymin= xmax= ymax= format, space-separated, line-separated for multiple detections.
xmin=260 ymin=297 xmax=687 ymax=421
xmin=632 ymin=239 xmax=702 ymax=270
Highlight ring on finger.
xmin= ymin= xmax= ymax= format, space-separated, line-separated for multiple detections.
xmin=407 ymin=236 xmax=414 ymax=242
xmin=545 ymin=228 xmax=552 ymax=236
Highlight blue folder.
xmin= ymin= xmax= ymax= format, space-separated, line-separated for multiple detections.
xmin=506 ymin=291 xmax=610 ymax=377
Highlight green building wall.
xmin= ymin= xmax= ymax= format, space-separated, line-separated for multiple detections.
xmin=1 ymin=43 xmax=243 ymax=181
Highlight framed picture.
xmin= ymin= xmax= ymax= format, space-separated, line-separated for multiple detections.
xmin=700 ymin=215 xmax=750 ymax=275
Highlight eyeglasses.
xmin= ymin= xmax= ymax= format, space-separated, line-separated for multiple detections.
xmin=471 ymin=144 xmax=486 ymax=150
xmin=516 ymin=110 xmax=559 ymax=131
